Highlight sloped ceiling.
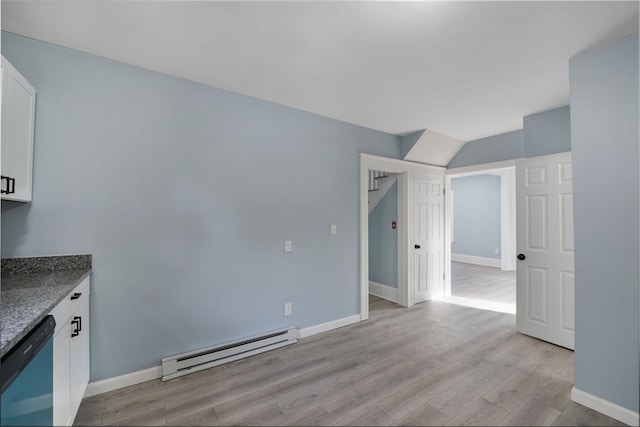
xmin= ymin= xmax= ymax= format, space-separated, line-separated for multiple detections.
xmin=403 ymin=129 xmax=467 ymax=167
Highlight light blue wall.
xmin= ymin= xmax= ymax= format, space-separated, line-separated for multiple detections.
xmin=523 ymin=106 xmax=571 ymax=158
xmin=448 ymin=106 xmax=571 ymax=169
xmin=399 ymin=130 xmax=424 ymax=159
xmin=368 ymin=182 xmax=398 ymax=288
xmin=447 ymin=130 xmax=524 ymax=169
xmin=0 ymin=32 xmax=401 ymax=381
xmin=569 ymin=34 xmax=639 ymax=413
xmin=452 ymin=175 xmax=501 ymax=259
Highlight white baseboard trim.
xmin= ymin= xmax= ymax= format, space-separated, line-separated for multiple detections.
xmin=84 ymin=365 xmax=162 ymax=398
xmin=369 ymin=281 xmax=399 ymax=303
xmin=84 ymin=314 xmax=362 ymax=398
xmin=571 ymin=387 xmax=639 ymax=426
xmin=297 ymin=314 xmax=361 ymax=339
xmin=452 ymin=253 xmax=501 ymax=268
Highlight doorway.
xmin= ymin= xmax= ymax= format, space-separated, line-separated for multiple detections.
xmin=367 ymin=169 xmax=400 ymax=304
xmin=359 ymin=154 xmax=446 ymax=321
xmin=444 ymin=161 xmax=517 ymax=314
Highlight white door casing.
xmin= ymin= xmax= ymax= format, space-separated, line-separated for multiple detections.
xmin=445 ymin=159 xmax=518 ymax=296
xmin=411 ymin=172 xmax=445 ymax=304
xmin=500 ymin=168 xmax=517 ymax=272
xmin=360 ymin=154 xmax=446 ymax=320
xmin=516 ymin=152 xmax=574 ymax=350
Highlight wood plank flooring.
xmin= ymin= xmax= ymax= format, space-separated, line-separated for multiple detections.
xmin=451 ymin=261 xmax=515 ymax=305
xmin=75 ymin=296 xmax=626 ymax=426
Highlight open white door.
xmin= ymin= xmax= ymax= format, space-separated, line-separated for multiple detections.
xmin=516 ymin=152 xmax=574 ymax=350
xmin=412 ymin=173 xmax=445 ymax=304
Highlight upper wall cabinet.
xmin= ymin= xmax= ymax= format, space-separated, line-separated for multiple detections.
xmin=1 ymin=55 xmax=36 ymax=202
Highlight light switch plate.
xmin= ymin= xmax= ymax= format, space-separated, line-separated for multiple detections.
xmin=285 ymin=240 xmax=292 ymax=252
xmin=330 ymin=224 xmax=337 ymax=235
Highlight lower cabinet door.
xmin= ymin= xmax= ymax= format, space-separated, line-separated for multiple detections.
xmin=69 ymin=300 xmax=90 ymax=421
xmin=53 ymin=321 xmax=71 ymax=426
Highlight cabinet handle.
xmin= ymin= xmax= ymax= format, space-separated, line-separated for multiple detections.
xmin=1 ymin=176 xmax=15 ymax=195
xmin=70 ymin=292 xmax=82 ymax=300
xmin=71 ymin=316 xmax=82 ymax=337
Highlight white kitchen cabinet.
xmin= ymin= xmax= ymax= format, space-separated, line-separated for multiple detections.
xmin=1 ymin=55 xmax=36 ymax=202
xmin=53 ymin=319 xmax=71 ymax=426
xmin=50 ymin=277 xmax=91 ymax=426
xmin=69 ymin=297 xmax=90 ymax=413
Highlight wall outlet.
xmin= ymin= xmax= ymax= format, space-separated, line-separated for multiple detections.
xmin=284 ymin=302 xmax=293 ymax=316
xmin=495 ymin=248 xmax=500 ymax=254
xmin=330 ymin=224 xmax=337 ymax=235
xmin=285 ymin=240 xmax=292 ymax=252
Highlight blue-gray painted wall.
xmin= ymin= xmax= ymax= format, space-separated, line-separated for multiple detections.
xmin=523 ymin=106 xmax=571 ymax=158
xmin=447 ymin=106 xmax=571 ymax=169
xmin=452 ymin=175 xmax=501 ymax=259
xmin=447 ymin=130 xmax=524 ymax=169
xmin=368 ymin=182 xmax=398 ymax=288
xmin=569 ymin=34 xmax=639 ymax=413
xmin=399 ymin=130 xmax=424 ymax=159
xmin=0 ymin=32 xmax=401 ymax=381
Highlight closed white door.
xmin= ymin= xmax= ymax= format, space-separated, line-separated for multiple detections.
xmin=412 ymin=173 xmax=445 ymax=304
xmin=516 ymin=152 xmax=574 ymax=349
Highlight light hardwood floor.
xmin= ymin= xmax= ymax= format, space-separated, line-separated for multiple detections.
xmin=75 ymin=296 xmax=625 ymax=426
xmin=451 ymin=261 xmax=516 ymax=305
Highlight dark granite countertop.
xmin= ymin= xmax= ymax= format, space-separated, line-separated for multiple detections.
xmin=1 ymin=255 xmax=92 ymax=358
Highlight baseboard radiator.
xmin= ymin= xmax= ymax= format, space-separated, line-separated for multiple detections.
xmin=161 ymin=327 xmax=297 ymax=381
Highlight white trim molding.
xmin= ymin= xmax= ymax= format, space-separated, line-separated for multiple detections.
xmin=297 ymin=314 xmax=361 ymax=339
xmin=84 ymin=366 xmax=162 ymax=398
xmin=499 ymin=167 xmax=517 ymax=271
xmin=369 ymin=281 xmax=399 ymax=303
xmin=360 ymin=154 xmax=446 ymax=320
xmin=571 ymin=387 xmax=640 ymax=426
xmin=445 ymin=162 xmax=517 ymax=295
xmin=446 ymin=159 xmax=518 ymax=176
xmin=84 ymin=313 xmax=363 ymax=398
xmin=452 ymin=253 xmax=501 ymax=268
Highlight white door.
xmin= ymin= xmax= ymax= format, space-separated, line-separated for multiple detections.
xmin=412 ymin=173 xmax=445 ymax=304
xmin=516 ymin=152 xmax=574 ymax=349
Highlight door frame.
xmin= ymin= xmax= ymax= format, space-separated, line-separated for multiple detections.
xmin=445 ymin=159 xmax=518 ymax=296
xmin=359 ymin=154 xmax=445 ymax=321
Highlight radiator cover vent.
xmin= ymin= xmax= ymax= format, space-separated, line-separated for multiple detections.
xmin=161 ymin=327 xmax=297 ymax=381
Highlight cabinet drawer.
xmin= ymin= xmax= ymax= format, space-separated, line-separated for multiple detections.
xmin=50 ymin=277 xmax=90 ymax=336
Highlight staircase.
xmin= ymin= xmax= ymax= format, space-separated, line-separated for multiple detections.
xmin=368 ymin=170 xmax=397 ymax=214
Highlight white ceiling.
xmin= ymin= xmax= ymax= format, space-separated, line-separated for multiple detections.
xmin=1 ymin=1 xmax=638 ymax=141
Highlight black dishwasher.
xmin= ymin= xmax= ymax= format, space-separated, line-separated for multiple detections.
xmin=1 ymin=315 xmax=56 ymax=426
